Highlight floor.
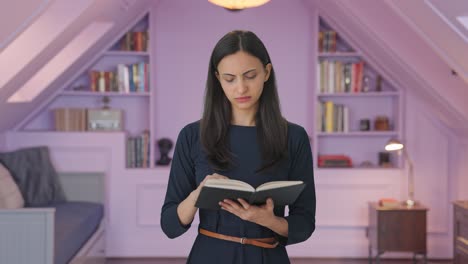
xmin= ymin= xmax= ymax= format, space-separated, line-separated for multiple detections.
xmin=106 ymin=258 xmax=453 ymax=264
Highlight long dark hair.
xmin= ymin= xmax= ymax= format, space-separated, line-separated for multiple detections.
xmin=200 ymin=30 xmax=288 ymax=173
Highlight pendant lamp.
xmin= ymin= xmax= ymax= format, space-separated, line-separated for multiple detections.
xmin=208 ymin=0 xmax=270 ymax=11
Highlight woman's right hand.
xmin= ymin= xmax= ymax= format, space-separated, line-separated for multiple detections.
xmin=190 ymin=173 xmax=228 ymax=204
xmin=178 ymin=173 xmax=229 ymax=226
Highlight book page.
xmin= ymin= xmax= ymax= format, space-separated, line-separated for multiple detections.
xmin=204 ymin=178 xmax=254 ymax=192
xmin=256 ymin=181 xmax=303 ymax=192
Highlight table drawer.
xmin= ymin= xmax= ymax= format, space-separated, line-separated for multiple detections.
xmin=455 ymin=245 xmax=468 ymax=264
xmin=455 ymin=210 xmax=468 ymax=223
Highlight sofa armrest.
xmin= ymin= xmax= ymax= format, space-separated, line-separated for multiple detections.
xmin=0 ymin=208 xmax=55 ymax=264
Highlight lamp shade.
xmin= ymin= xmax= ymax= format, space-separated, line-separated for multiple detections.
xmin=385 ymin=139 xmax=404 ymax=151
xmin=208 ymin=0 xmax=270 ymax=10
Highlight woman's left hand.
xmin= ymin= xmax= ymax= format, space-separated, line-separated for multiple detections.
xmin=219 ymin=198 xmax=275 ymax=227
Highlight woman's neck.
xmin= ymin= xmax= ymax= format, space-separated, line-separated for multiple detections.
xmin=231 ymin=109 xmax=256 ymax=127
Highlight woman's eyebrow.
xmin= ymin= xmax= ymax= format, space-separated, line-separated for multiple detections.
xmin=221 ymin=69 xmax=257 ymax=76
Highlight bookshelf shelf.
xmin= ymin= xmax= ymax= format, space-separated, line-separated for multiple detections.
xmin=317 ymin=92 xmax=399 ymax=98
xmin=315 ymin=17 xmax=402 ymax=168
xmin=103 ymin=51 xmax=150 ymax=57
xmin=317 ymin=131 xmax=398 ymax=137
xmin=60 ymin=91 xmax=150 ymax=97
xmin=20 ymin=12 xmax=153 ymax=169
xmin=316 ymin=167 xmax=399 ymax=171
xmin=318 ymin=52 xmax=361 ymax=57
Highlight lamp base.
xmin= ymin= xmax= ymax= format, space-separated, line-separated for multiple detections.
xmin=405 ymin=199 xmax=416 ymax=207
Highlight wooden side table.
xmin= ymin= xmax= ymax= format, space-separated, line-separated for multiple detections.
xmin=453 ymin=201 xmax=468 ymax=264
xmin=367 ymin=202 xmax=428 ymax=264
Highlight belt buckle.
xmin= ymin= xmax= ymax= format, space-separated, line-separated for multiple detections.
xmin=240 ymin=237 xmax=246 ymax=244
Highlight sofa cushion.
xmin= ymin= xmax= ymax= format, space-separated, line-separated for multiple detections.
xmin=0 ymin=146 xmax=67 ymax=206
xmin=0 ymin=162 xmax=24 ymax=209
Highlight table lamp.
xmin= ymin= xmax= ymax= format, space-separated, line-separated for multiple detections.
xmin=385 ymin=139 xmax=415 ymax=207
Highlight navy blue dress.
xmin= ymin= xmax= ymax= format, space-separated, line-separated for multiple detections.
xmin=161 ymin=121 xmax=316 ymax=264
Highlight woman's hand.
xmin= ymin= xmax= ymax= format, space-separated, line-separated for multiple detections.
xmin=219 ymin=198 xmax=275 ymax=227
xmin=189 ymin=173 xmax=228 ymax=204
xmin=220 ymin=198 xmax=289 ymax=237
xmin=178 ymin=173 xmax=228 ymax=226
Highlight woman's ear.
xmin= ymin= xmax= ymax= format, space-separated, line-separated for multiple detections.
xmin=215 ymin=71 xmax=220 ymax=81
xmin=264 ymin=63 xmax=272 ymax=82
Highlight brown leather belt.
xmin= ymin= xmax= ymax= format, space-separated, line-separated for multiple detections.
xmin=199 ymin=228 xmax=279 ymax=249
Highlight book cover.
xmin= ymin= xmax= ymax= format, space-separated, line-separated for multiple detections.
xmin=195 ymin=179 xmax=305 ymax=210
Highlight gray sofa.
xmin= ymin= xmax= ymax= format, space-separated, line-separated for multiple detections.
xmin=0 ymin=146 xmax=105 ymax=264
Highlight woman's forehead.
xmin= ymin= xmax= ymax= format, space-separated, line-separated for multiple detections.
xmin=217 ymin=51 xmax=262 ymax=74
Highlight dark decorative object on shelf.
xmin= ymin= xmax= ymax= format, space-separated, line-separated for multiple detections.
xmin=376 ymin=75 xmax=383 ymax=92
xmin=101 ymin=96 xmax=110 ymax=109
xmin=359 ymin=119 xmax=370 ymax=131
xmin=359 ymin=160 xmax=374 ymax=168
xmin=374 ymin=116 xmax=390 ymax=131
xmin=378 ymin=152 xmax=391 ymax=167
xmin=156 ymin=138 xmax=173 ymax=166
xmin=72 ymin=85 xmax=87 ymax=91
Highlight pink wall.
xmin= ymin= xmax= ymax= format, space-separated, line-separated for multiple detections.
xmin=152 ymin=0 xmax=314 ymax=142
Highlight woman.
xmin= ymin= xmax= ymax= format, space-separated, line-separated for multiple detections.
xmin=161 ymin=30 xmax=315 ymax=263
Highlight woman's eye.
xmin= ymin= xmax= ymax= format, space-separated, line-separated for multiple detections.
xmin=224 ymin=78 xmax=234 ymax=83
xmin=245 ymin=74 xmax=257 ymax=80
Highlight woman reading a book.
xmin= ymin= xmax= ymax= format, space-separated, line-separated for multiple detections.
xmin=161 ymin=30 xmax=316 ymax=263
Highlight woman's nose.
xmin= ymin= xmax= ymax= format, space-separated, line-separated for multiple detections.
xmin=236 ymin=79 xmax=248 ymax=94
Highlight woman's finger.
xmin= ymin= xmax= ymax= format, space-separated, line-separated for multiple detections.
xmin=222 ymin=199 xmax=242 ymax=210
xmin=237 ymin=198 xmax=250 ymax=210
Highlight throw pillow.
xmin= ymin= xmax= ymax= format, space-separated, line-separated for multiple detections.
xmin=0 ymin=146 xmax=67 ymax=206
xmin=0 ymin=162 xmax=25 ymax=209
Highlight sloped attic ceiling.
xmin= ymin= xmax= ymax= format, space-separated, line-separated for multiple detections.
xmin=0 ymin=0 xmax=154 ymax=132
xmin=386 ymin=0 xmax=468 ymax=84
xmin=309 ymin=0 xmax=468 ymax=136
xmin=0 ymin=0 xmax=52 ymax=51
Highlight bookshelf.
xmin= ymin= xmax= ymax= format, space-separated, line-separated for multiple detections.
xmin=20 ymin=12 xmax=154 ymax=169
xmin=314 ymin=17 xmax=402 ymax=169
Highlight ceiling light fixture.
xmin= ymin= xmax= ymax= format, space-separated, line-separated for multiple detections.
xmin=208 ymin=0 xmax=270 ymax=11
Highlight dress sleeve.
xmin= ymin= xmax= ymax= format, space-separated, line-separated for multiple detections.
xmin=160 ymin=126 xmax=197 ymax=238
xmin=277 ymin=127 xmax=316 ymax=246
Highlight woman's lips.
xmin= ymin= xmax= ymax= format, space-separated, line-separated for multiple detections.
xmin=235 ymin=96 xmax=251 ymax=103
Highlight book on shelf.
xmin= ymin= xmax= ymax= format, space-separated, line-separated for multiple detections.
xmin=318 ymin=155 xmax=352 ymax=168
xmin=318 ymin=30 xmax=337 ymax=52
xmin=118 ymin=31 xmax=149 ymax=52
xmin=88 ymin=62 xmax=149 ymax=94
xmin=378 ymin=198 xmax=401 ymax=208
xmin=317 ymin=60 xmax=364 ymax=94
xmin=195 ymin=179 xmax=305 ymax=210
xmin=126 ymin=130 xmax=150 ymax=168
xmin=53 ymin=108 xmax=87 ymax=131
xmin=318 ymin=101 xmax=349 ymax=133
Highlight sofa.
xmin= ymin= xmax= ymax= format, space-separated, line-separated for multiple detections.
xmin=0 ymin=146 xmax=105 ymax=264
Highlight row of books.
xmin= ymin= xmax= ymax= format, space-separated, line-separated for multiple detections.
xmin=126 ymin=130 xmax=150 ymax=168
xmin=317 ymin=60 xmax=365 ymax=94
xmin=318 ymin=30 xmax=337 ymax=53
xmin=317 ymin=101 xmax=349 ymax=133
xmin=118 ymin=31 xmax=149 ymax=52
xmin=89 ymin=62 xmax=149 ymax=93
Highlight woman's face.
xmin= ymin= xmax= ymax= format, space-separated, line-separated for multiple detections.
xmin=216 ymin=51 xmax=271 ymax=114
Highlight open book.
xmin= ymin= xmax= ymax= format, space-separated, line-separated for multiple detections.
xmin=195 ymin=179 xmax=305 ymax=210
